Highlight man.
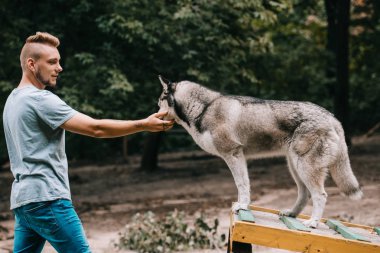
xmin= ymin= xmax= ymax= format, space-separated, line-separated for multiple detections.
xmin=3 ymin=32 xmax=174 ymax=253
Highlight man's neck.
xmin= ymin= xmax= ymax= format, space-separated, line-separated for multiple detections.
xmin=19 ymin=73 xmax=45 ymax=90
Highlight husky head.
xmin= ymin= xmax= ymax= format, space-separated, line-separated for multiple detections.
xmin=158 ymin=75 xmax=178 ymax=121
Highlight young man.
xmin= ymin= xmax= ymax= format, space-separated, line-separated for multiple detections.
xmin=3 ymin=32 xmax=174 ymax=253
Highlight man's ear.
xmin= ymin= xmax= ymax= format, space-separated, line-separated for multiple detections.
xmin=158 ymin=75 xmax=169 ymax=92
xmin=26 ymin=58 xmax=36 ymax=72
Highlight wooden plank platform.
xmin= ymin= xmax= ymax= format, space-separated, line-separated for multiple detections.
xmin=229 ymin=205 xmax=380 ymax=253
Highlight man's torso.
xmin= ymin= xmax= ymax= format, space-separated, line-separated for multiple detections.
xmin=3 ymin=85 xmax=76 ymax=209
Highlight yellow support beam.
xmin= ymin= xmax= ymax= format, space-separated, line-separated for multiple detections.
xmin=232 ymin=221 xmax=380 ymax=253
xmin=229 ymin=205 xmax=380 ymax=253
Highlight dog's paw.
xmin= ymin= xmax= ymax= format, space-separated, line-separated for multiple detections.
xmin=302 ymin=219 xmax=318 ymax=228
xmin=232 ymin=202 xmax=249 ymax=213
xmin=279 ymin=209 xmax=297 ymax=217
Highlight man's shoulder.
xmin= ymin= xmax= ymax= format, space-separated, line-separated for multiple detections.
xmin=10 ymin=86 xmax=44 ymax=99
xmin=4 ymin=87 xmax=64 ymax=114
xmin=18 ymin=87 xmax=63 ymax=104
xmin=26 ymin=87 xmax=56 ymax=98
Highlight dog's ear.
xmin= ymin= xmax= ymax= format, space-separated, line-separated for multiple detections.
xmin=158 ymin=75 xmax=169 ymax=92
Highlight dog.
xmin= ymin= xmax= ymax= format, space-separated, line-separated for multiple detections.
xmin=157 ymin=76 xmax=362 ymax=228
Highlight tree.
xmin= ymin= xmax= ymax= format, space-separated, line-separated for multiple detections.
xmin=140 ymin=133 xmax=162 ymax=171
xmin=324 ymin=0 xmax=351 ymax=144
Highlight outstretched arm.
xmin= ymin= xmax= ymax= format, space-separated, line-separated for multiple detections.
xmin=61 ymin=111 xmax=174 ymax=138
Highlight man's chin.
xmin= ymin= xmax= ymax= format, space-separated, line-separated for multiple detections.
xmin=45 ymin=82 xmax=57 ymax=90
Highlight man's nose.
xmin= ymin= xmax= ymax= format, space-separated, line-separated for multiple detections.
xmin=57 ymin=64 xmax=63 ymax=72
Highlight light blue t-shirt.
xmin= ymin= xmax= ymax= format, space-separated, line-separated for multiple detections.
xmin=3 ymin=85 xmax=77 ymax=209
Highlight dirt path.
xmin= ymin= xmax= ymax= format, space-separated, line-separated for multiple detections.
xmin=0 ymin=136 xmax=379 ymax=253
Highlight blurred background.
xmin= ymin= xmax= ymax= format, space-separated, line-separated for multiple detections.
xmin=0 ymin=0 xmax=379 ymax=165
xmin=0 ymin=0 xmax=379 ymax=252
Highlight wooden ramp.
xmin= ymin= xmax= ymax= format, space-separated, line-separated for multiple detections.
xmin=228 ymin=205 xmax=380 ymax=253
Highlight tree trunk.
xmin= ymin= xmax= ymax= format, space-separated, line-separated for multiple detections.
xmin=122 ymin=136 xmax=128 ymax=162
xmin=335 ymin=0 xmax=351 ymax=146
xmin=324 ymin=0 xmax=337 ymax=84
xmin=324 ymin=0 xmax=351 ymax=146
xmin=140 ymin=132 xmax=161 ymax=171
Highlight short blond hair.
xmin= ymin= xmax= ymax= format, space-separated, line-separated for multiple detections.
xmin=25 ymin=32 xmax=60 ymax=47
xmin=20 ymin=32 xmax=60 ymax=71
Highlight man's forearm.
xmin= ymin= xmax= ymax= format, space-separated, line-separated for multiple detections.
xmin=93 ymin=119 xmax=148 ymax=138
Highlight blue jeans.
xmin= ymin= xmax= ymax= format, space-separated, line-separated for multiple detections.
xmin=13 ymin=199 xmax=91 ymax=253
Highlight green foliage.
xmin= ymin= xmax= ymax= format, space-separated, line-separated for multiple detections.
xmin=253 ymin=1 xmax=333 ymax=107
xmin=349 ymin=0 xmax=380 ymax=132
xmin=0 ymin=0 xmax=379 ymax=161
xmin=115 ymin=210 xmax=225 ymax=253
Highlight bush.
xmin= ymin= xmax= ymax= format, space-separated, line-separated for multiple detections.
xmin=115 ymin=210 xmax=226 ymax=253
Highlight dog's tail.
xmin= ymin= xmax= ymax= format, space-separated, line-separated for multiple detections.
xmin=329 ymin=138 xmax=363 ymax=200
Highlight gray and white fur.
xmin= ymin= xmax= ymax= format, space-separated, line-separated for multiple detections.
xmin=158 ymin=77 xmax=362 ymax=228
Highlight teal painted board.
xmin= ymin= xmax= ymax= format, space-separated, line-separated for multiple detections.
xmin=279 ymin=216 xmax=311 ymax=232
xmin=326 ymin=219 xmax=371 ymax=242
xmin=238 ymin=209 xmax=255 ymax=223
xmin=375 ymin=227 xmax=380 ymax=235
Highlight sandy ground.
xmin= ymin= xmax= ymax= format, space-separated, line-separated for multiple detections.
xmin=0 ymin=135 xmax=379 ymax=253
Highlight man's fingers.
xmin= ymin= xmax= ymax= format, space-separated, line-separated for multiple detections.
xmin=162 ymin=119 xmax=174 ymax=125
xmin=154 ymin=111 xmax=168 ymax=118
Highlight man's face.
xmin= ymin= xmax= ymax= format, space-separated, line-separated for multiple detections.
xmin=32 ymin=45 xmax=63 ymax=88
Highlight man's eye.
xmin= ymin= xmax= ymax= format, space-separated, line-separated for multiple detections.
xmin=48 ymin=60 xmax=59 ymax=65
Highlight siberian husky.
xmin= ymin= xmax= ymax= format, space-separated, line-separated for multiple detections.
xmin=157 ymin=76 xmax=362 ymax=228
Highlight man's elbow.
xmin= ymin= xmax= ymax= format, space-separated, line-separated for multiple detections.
xmin=90 ymin=121 xmax=107 ymax=138
xmin=92 ymin=129 xmax=106 ymax=138
xmin=63 ymin=114 xmax=108 ymax=138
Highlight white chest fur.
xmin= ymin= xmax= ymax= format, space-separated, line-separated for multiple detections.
xmin=181 ymin=123 xmax=219 ymax=156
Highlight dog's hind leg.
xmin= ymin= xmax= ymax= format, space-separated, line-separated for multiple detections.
xmin=285 ymin=129 xmax=330 ymax=228
xmin=221 ymin=148 xmax=251 ymax=212
xmin=294 ymin=156 xmax=328 ymax=228
xmin=279 ymin=153 xmax=310 ymax=217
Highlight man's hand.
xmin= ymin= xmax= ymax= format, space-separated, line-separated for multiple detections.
xmin=143 ymin=111 xmax=175 ymax=132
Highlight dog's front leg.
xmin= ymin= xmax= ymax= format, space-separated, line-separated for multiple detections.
xmin=222 ymin=148 xmax=251 ymax=212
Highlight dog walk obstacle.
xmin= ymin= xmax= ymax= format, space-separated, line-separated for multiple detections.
xmin=228 ymin=204 xmax=380 ymax=253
